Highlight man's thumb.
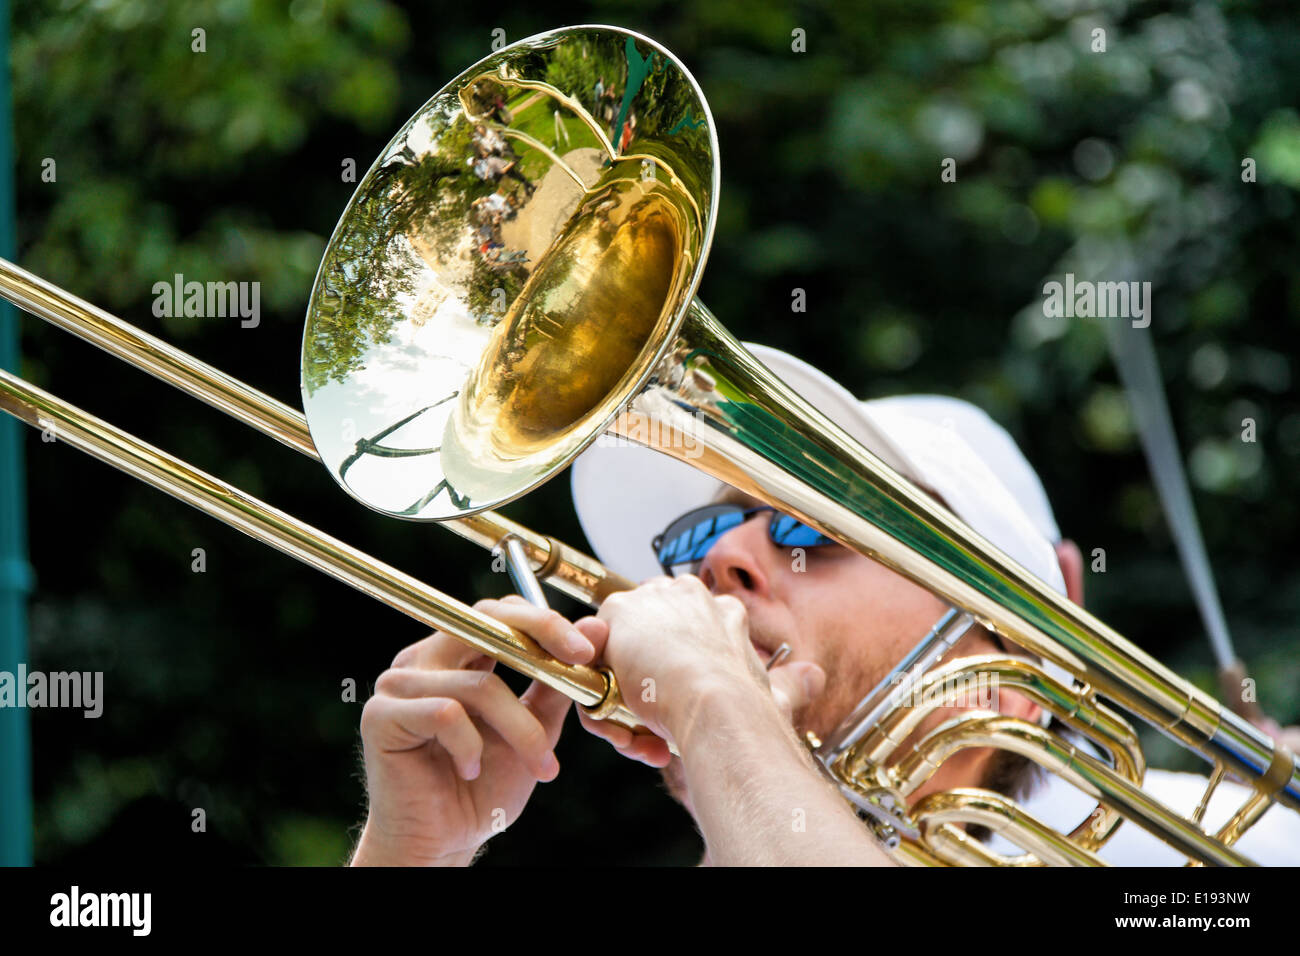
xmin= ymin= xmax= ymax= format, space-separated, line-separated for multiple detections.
xmin=768 ymin=661 xmax=826 ymax=720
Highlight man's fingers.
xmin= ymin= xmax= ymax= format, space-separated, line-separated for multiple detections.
xmin=475 ymin=598 xmax=595 ymax=664
xmin=573 ymin=615 xmax=610 ymax=658
xmin=713 ymin=592 xmax=748 ymax=632
xmin=391 ymin=631 xmax=485 ymax=671
xmin=576 ymin=705 xmax=634 ymax=749
xmin=767 ymin=661 xmax=826 ymax=721
xmin=575 ymin=707 xmax=673 ymax=767
xmin=373 ymin=668 xmax=559 ymax=780
xmin=361 ymin=695 xmax=484 ymax=780
xmin=519 ymin=678 xmax=573 ymax=740
xmin=619 ymin=733 xmax=672 ymax=767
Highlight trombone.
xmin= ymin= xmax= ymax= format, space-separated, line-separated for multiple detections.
xmin=0 ymin=258 xmax=644 ymax=732
xmin=3 ymin=24 xmax=1296 ymax=866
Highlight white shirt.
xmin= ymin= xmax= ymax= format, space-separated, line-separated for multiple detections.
xmin=985 ymin=767 xmax=1300 ymax=865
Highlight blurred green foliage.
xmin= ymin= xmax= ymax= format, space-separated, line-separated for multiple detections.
xmin=11 ymin=0 xmax=1300 ymax=865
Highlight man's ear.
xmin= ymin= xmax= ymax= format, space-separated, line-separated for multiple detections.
xmin=1056 ymin=539 xmax=1084 ymax=606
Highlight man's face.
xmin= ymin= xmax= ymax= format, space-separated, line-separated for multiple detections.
xmin=656 ymin=488 xmax=969 ymax=808
xmin=683 ymin=489 xmax=952 ymax=745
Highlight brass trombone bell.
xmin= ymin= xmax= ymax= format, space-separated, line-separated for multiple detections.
xmin=301 ymin=25 xmax=717 ymax=520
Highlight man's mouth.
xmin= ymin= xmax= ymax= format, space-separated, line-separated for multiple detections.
xmin=730 ymin=598 xmax=785 ymax=665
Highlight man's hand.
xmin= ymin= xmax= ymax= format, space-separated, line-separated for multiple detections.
xmin=766 ymin=659 xmax=828 ymax=726
xmin=1255 ymin=717 xmax=1300 ymax=755
xmin=350 ymin=597 xmax=597 ymax=866
xmin=574 ymin=575 xmax=826 ymax=764
xmin=591 ymin=575 xmax=766 ymax=743
xmin=570 ymin=577 xmax=885 ymax=865
xmin=576 ymin=653 xmax=826 ymax=769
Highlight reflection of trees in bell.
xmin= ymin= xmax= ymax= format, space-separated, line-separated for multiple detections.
xmin=304 ymin=35 xmax=713 ymax=398
xmin=304 ymin=110 xmax=492 ymax=394
xmin=403 ymin=117 xmax=483 ymax=264
xmin=303 ymin=200 xmax=423 ymax=396
xmin=639 ymin=68 xmax=705 ymax=147
xmin=544 ymin=32 xmax=711 ymax=175
xmin=515 ymin=242 xmax=581 ymax=339
xmin=544 ymin=39 xmax=623 ymax=116
xmin=466 ymin=252 xmax=526 ymax=326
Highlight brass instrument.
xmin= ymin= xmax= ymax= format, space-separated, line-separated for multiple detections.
xmin=2 ymin=25 xmax=1295 ymax=866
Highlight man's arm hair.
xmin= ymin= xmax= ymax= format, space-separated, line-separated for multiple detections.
xmin=673 ymin=680 xmax=898 ymax=867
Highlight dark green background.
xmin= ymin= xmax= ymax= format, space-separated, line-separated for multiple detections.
xmin=11 ymin=0 xmax=1300 ymax=865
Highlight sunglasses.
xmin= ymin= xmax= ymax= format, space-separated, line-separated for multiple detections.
xmin=651 ymin=503 xmax=836 ymax=576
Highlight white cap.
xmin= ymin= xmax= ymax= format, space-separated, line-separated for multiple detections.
xmin=571 ymin=343 xmax=1066 ymax=598
xmin=568 ymin=344 xmax=1075 ymax=716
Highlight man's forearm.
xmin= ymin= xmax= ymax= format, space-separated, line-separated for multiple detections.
xmin=672 ymin=681 xmax=898 ymax=866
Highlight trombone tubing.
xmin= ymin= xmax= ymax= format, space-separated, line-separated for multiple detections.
xmin=0 ymin=368 xmax=647 ymax=734
xmin=896 ymin=714 xmax=1254 ymax=866
xmin=641 ymin=308 xmax=1300 ymax=811
xmin=0 ymin=257 xmax=631 ymax=608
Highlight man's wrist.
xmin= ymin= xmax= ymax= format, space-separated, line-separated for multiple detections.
xmin=350 ymin=819 xmax=477 ymax=867
xmin=665 ymin=673 xmax=784 ymax=755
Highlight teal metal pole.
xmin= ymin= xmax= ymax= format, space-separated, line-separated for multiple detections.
xmin=0 ymin=0 xmax=34 ymax=866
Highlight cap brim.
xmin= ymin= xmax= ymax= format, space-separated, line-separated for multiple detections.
xmin=569 ymin=343 xmax=1071 ymax=712
xmin=569 ymin=343 xmax=921 ymax=582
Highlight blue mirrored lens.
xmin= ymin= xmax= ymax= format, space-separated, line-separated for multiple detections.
xmin=770 ymin=514 xmax=834 ymax=547
xmin=658 ymin=508 xmax=835 ymax=570
xmin=657 ymin=510 xmax=745 ymax=565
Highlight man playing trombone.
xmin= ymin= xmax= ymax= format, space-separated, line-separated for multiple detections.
xmin=350 ymin=346 xmax=1300 ymax=866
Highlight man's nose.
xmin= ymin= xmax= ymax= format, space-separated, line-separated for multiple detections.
xmin=698 ymin=515 xmax=772 ymax=596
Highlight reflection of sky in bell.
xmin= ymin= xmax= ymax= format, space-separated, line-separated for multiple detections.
xmin=381 ymin=97 xmax=457 ymax=166
xmin=303 ymin=91 xmax=482 ymax=518
xmin=405 ymin=114 xmax=437 ymax=159
xmin=303 ymin=266 xmax=491 ymax=514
